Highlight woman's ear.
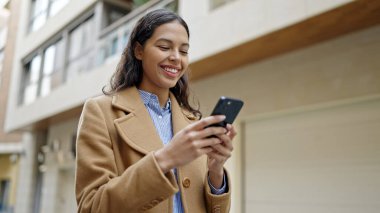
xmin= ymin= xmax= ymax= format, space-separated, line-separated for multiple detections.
xmin=134 ymin=42 xmax=143 ymax=60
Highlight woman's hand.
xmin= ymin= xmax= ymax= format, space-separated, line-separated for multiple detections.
xmin=207 ymin=124 xmax=236 ymax=188
xmin=154 ymin=115 xmax=227 ymax=173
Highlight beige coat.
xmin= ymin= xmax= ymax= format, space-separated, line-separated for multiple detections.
xmin=75 ymin=87 xmax=231 ymax=213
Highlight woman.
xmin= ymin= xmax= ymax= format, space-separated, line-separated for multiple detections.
xmin=76 ymin=9 xmax=236 ymax=213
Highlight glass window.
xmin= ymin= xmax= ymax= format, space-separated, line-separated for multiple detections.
xmin=0 ymin=179 xmax=11 ymax=212
xmin=122 ymin=30 xmax=130 ymax=49
xmin=23 ymin=55 xmax=41 ymax=105
xmin=41 ymin=40 xmax=65 ymax=97
xmin=30 ymin=55 xmax=42 ymax=83
xmin=102 ymin=2 xmax=130 ymax=29
xmin=50 ymin=0 xmax=69 ymax=16
xmin=32 ymin=0 xmax=49 ymax=16
xmin=40 ymin=45 xmax=55 ymax=96
xmin=30 ymin=0 xmax=70 ymax=32
xmin=110 ymin=37 xmax=118 ymax=56
xmin=67 ymin=17 xmax=95 ymax=80
xmin=30 ymin=0 xmax=48 ymax=32
xmin=68 ymin=26 xmax=82 ymax=61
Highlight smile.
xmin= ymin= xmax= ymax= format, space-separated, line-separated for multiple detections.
xmin=160 ymin=65 xmax=181 ymax=78
xmin=162 ymin=66 xmax=179 ymax=73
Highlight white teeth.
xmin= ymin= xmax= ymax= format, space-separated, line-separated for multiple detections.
xmin=164 ymin=67 xmax=178 ymax=73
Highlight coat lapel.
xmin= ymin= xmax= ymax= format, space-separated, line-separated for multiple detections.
xmin=113 ymin=87 xmax=163 ymax=155
xmin=112 ymin=87 xmax=195 ymax=155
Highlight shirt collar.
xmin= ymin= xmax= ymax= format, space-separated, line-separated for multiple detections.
xmin=138 ymin=89 xmax=171 ymax=110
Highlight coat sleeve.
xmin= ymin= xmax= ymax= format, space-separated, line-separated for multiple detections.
xmin=204 ymin=169 xmax=231 ymax=213
xmin=75 ymin=99 xmax=179 ymax=213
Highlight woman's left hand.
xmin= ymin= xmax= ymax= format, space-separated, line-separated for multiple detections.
xmin=207 ymin=124 xmax=237 ymax=188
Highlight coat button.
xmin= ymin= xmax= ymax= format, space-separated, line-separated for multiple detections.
xmin=151 ymin=200 xmax=159 ymax=206
xmin=182 ymin=177 xmax=191 ymax=188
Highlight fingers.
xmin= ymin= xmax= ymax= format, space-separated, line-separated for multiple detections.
xmin=207 ymin=151 xmax=227 ymax=163
xmin=210 ymin=143 xmax=231 ymax=158
xmin=186 ymin=115 xmax=226 ymax=131
xmin=187 ymin=126 xmax=226 ymax=141
xmin=226 ymin=124 xmax=237 ymax=140
xmin=214 ymin=133 xmax=233 ymax=151
xmin=195 ymin=137 xmax=222 ymax=148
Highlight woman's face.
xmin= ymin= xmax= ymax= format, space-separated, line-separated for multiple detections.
xmin=135 ymin=21 xmax=189 ymax=93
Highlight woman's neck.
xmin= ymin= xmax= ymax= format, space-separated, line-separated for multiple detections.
xmin=138 ymin=85 xmax=169 ymax=107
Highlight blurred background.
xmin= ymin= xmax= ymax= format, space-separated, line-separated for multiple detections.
xmin=0 ymin=0 xmax=379 ymax=212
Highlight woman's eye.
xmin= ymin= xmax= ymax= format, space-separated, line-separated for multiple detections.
xmin=180 ymin=50 xmax=188 ymax=55
xmin=158 ymin=46 xmax=170 ymax=50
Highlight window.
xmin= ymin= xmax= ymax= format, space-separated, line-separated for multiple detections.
xmin=21 ymin=39 xmax=65 ymax=105
xmin=66 ymin=16 xmax=95 ymax=80
xmin=110 ymin=37 xmax=118 ymax=57
xmin=101 ymin=1 xmax=131 ymax=32
xmin=0 ymin=179 xmax=11 ymax=212
xmin=23 ymin=55 xmax=41 ymax=105
xmin=122 ymin=30 xmax=130 ymax=48
xmin=209 ymin=0 xmax=236 ymax=10
xmin=41 ymin=40 xmax=65 ymax=97
xmin=30 ymin=0 xmax=70 ymax=32
xmin=50 ymin=0 xmax=69 ymax=17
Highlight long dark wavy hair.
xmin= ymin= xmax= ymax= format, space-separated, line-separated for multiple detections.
xmin=103 ymin=9 xmax=201 ymax=119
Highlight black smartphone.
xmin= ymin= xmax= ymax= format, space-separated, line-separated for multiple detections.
xmin=209 ymin=96 xmax=244 ymax=128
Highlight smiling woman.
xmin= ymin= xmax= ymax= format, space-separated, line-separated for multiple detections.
xmin=75 ymin=9 xmax=235 ymax=213
xmin=134 ymin=21 xmax=189 ymax=101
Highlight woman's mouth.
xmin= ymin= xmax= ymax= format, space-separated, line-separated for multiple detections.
xmin=161 ymin=65 xmax=180 ymax=78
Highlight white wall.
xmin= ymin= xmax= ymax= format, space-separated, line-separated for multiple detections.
xmin=191 ymin=25 xmax=380 ymax=213
xmin=180 ymin=0 xmax=353 ymax=62
xmin=40 ymin=118 xmax=78 ymax=213
xmin=244 ymin=97 xmax=380 ymax=212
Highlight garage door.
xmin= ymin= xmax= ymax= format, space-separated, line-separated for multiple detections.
xmin=244 ymin=98 xmax=380 ymax=213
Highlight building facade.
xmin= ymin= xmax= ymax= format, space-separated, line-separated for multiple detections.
xmin=0 ymin=0 xmax=22 ymax=212
xmin=4 ymin=0 xmax=380 ymax=212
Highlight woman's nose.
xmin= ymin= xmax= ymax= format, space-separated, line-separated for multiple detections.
xmin=169 ymin=50 xmax=180 ymax=61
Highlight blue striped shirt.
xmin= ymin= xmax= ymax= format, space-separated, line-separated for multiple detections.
xmin=138 ymin=90 xmax=226 ymax=213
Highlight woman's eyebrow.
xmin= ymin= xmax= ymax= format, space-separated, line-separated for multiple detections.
xmin=156 ymin=38 xmax=189 ymax=47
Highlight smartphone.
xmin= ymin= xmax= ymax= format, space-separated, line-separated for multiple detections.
xmin=209 ymin=96 xmax=244 ymax=128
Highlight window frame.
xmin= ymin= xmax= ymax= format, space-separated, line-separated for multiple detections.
xmin=29 ymin=0 xmax=70 ymax=33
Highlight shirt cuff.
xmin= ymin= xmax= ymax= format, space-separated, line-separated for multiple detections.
xmin=208 ymin=173 xmax=227 ymax=195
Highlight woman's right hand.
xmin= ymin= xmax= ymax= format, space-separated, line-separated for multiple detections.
xmin=154 ymin=115 xmax=227 ymax=173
